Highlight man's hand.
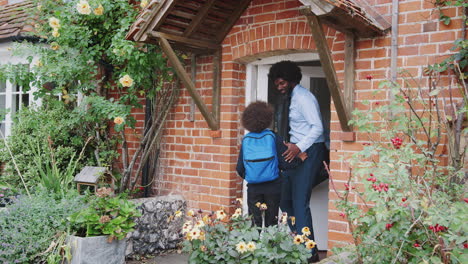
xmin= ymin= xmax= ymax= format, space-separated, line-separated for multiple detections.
xmin=282 ymin=142 xmax=301 ymax=162
xmin=297 ymin=152 xmax=308 ymax=161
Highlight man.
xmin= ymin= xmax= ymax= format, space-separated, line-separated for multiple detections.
xmin=268 ymin=60 xmax=326 ymax=263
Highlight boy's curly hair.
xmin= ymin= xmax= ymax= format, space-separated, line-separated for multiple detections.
xmin=241 ymin=101 xmax=273 ymax=133
xmin=268 ymin=60 xmax=302 ymax=84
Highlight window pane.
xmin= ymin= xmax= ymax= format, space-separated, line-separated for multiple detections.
xmin=0 ymin=81 xmax=5 ymax=93
xmin=22 ymin=93 xmax=29 ymax=107
xmin=14 ymin=84 xmax=21 ymax=92
xmin=12 ymin=94 xmax=19 ymax=113
xmin=0 ymin=95 xmax=5 ymax=110
xmin=0 ymin=122 xmax=5 ymax=136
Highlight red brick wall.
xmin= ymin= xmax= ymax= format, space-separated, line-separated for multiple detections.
xmin=122 ymin=0 xmax=464 ymax=249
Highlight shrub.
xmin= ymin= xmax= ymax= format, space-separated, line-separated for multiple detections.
xmin=0 ymin=100 xmax=91 ymax=189
xmin=0 ymin=190 xmax=85 ymax=263
xmin=333 ymin=82 xmax=467 ymax=263
xmin=181 ymin=203 xmax=313 ymax=264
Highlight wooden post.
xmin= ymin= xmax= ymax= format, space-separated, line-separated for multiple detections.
xmin=158 ymin=36 xmax=219 ymax=130
xmin=212 ymin=49 xmax=221 ymax=127
xmin=303 ymin=10 xmax=352 ymax=131
xmin=344 ymin=33 xmax=355 ymax=117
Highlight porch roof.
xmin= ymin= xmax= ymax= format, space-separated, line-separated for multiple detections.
xmin=126 ymin=0 xmax=390 ymax=51
xmin=0 ymin=1 xmax=35 ymax=42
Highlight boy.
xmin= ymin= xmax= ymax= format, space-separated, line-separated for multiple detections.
xmin=236 ymin=101 xmax=307 ymax=227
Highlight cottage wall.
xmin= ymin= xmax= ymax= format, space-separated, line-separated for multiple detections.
xmin=117 ymin=0 xmax=463 ymax=250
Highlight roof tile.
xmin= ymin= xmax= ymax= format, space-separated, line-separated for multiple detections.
xmin=0 ymin=0 xmax=34 ymax=41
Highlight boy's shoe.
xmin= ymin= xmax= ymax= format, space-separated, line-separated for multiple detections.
xmin=307 ymin=253 xmax=320 ymax=263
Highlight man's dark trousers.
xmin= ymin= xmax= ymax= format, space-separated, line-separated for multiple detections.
xmin=280 ymin=142 xmax=326 ymax=253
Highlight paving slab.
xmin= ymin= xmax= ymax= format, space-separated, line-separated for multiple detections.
xmin=126 ymin=253 xmax=188 ymax=264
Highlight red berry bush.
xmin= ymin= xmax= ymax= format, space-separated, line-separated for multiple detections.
xmin=333 ymin=81 xmax=467 ymax=263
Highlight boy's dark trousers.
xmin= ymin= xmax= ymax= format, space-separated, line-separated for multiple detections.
xmin=280 ymin=142 xmax=326 ymax=255
xmin=247 ymin=191 xmax=281 ymax=227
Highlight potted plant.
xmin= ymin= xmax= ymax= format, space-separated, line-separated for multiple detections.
xmin=67 ymin=187 xmax=141 ymax=264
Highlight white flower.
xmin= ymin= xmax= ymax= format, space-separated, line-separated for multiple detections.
xmin=76 ymin=0 xmax=91 ymax=15
xmin=305 ymin=240 xmax=317 ymax=249
xmin=247 ymin=241 xmax=256 ymax=252
xmin=293 ymin=235 xmax=304 ymax=245
xmin=235 ymin=241 xmax=247 ymax=253
xmin=119 ymin=74 xmax=134 ymax=87
xmin=195 ymin=220 xmax=205 ymax=228
xmin=48 ymin=17 xmax=60 ymax=29
xmin=215 ymin=209 xmax=226 ymax=220
xmin=140 ymin=0 xmax=148 ymax=8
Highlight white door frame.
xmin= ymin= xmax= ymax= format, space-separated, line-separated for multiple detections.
xmin=243 ymin=52 xmax=329 ymax=250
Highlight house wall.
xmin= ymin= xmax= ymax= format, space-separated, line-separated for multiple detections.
xmin=127 ymin=0 xmax=463 ymax=250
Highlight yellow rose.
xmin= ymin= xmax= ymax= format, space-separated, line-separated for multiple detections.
xmin=76 ymin=0 xmax=91 ymax=15
xmin=113 ymin=117 xmax=124 ymax=125
xmin=35 ymin=60 xmax=43 ymax=67
xmin=51 ymin=42 xmax=60 ymax=50
xmin=140 ymin=0 xmax=148 ymax=8
xmin=52 ymin=29 xmax=60 ymax=37
xmin=119 ymin=74 xmax=134 ymax=87
xmin=93 ymin=4 xmax=104 ymax=15
xmin=48 ymin=17 xmax=60 ymax=29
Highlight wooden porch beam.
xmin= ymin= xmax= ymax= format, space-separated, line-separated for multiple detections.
xmin=302 ymin=9 xmax=352 ymax=131
xmin=158 ymin=36 xmax=219 ymax=130
xmin=183 ymin=0 xmax=216 ymax=37
xmin=149 ymin=31 xmax=219 ymax=50
xmin=344 ymin=33 xmax=355 ymax=117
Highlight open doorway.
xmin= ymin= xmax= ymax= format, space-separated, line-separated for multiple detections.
xmin=244 ymin=53 xmax=330 ymax=250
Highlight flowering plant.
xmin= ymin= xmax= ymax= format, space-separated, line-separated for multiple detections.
xmin=180 ymin=201 xmax=313 ymax=264
xmin=333 ymin=81 xmax=467 ymax=263
xmin=68 ymin=187 xmax=141 ymax=242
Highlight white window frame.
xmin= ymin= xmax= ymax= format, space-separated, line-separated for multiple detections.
xmin=0 ymin=42 xmax=40 ymax=137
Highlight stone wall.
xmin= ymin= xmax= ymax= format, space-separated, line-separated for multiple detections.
xmin=126 ymin=195 xmax=186 ymax=257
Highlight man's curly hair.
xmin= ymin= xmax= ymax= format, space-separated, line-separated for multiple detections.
xmin=241 ymin=101 xmax=273 ymax=133
xmin=268 ymin=60 xmax=302 ymax=84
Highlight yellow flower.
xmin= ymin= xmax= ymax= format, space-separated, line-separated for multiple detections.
xmin=52 ymin=29 xmax=60 ymax=38
xmin=48 ymin=17 xmax=60 ymax=29
xmin=290 ymin=216 xmax=296 ymax=226
xmin=293 ymin=235 xmax=304 ymax=245
xmin=260 ymin=203 xmax=267 ymax=211
xmin=76 ymin=0 xmax=91 ymax=15
xmin=235 ymin=241 xmax=247 ymax=253
xmin=113 ymin=117 xmax=124 ymax=125
xmin=174 ymin=210 xmax=182 ymax=218
xmin=34 ymin=60 xmax=43 ymax=67
xmin=255 ymin=202 xmax=261 ymax=208
xmin=93 ymin=4 xmax=104 ymax=15
xmin=200 ymin=245 xmax=207 ymax=252
xmin=215 ymin=209 xmax=226 ymax=220
xmin=119 ymin=74 xmax=134 ymax=87
xmin=140 ymin=0 xmax=148 ymax=8
xmin=305 ymin=240 xmax=317 ymax=249
xmin=51 ymin=42 xmax=60 ymax=50
xmin=247 ymin=241 xmax=256 ymax=252
xmin=301 ymin=227 xmax=311 ymax=236
xmin=202 ymin=214 xmax=211 ymax=224
xmin=187 ymin=210 xmax=195 ymax=217
xmin=235 ymin=198 xmax=243 ymax=205
xmin=231 ymin=208 xmax=242 ymax=218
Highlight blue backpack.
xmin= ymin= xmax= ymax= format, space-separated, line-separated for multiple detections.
xmin=242 ymin=129 xmax=279 ymax=184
